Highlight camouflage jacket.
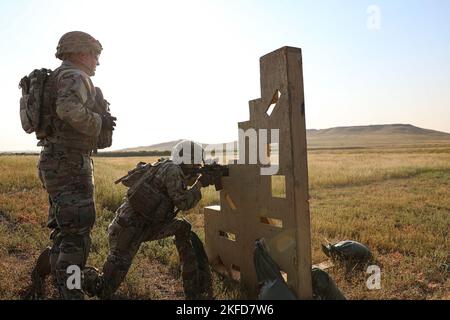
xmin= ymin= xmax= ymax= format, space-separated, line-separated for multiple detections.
xmin=45 ymin=61 xmax=102 ymax=151
xmin=127 ymin=159 xmax=202 ymax=216
xmin=155 ymin=160 xmax=202 ymax=211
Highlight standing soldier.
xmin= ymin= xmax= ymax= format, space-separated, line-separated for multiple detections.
xmin=84 ymin=140 xmax=214 ymax=300
xmin=29 ymin=31 xmax=116 ymax=299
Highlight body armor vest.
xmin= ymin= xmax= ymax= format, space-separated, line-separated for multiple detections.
xmin=40 ymin=66 xmax=98 ymax=151
xmin=124 ymin=160 xmax=176 ymax=223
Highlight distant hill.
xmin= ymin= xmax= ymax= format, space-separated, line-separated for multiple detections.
xmin=307 ymin=124 xmax=450 ymax=137
xmin=306 ymin=124 xmax=450 ymax=148
xmin=119 ymin=140 xmax=184 ymax=152
xmin=117 ymin=140 xmax=237 ymax=153
xmin=116 ymin=124 xmax=450 ymax=152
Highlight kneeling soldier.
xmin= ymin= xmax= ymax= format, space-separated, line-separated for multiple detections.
xmin=85 ymin=140 xmax=214 ymax=299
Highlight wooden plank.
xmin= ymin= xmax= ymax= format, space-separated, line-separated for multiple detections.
xmin=204 ymin=46 xmax=312 ymax=299
xmin=286 ymin=47 xmax=312 ymax=299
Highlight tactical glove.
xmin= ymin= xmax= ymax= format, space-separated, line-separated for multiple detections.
xmin=198 ymin=173 xmax=214 ymax=187
xmin=101 ymin=113 xmax=117 ymax=130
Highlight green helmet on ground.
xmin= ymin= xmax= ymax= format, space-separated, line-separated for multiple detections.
xmin=322 ymin=240 xmax=373 ymax=263
xmin=55 ymin=31 xmax=103 ymax=60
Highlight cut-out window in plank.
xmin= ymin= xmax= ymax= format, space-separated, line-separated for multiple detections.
xmin=219 ymin=231 xmax=236 ymax=242
xmin=266 ymin=90 xmax=281 ymax=116
xmin=231 ymin=264 xmax=241 ymax=281
xmin=208 ymin=205 xmax=221 ymax=212
xmin=225 ymin=193 xmax=237 ymax=210
xmin=212 ymin=256 xmax=228 ymax=275
xmin=260 ymin=216 xmax=283 ymax=228
xmin=271 ymin=175 xmax=286 ymax=198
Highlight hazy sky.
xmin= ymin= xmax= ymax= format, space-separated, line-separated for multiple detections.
xmin=1 ymin=0 xmax=449 ymax=151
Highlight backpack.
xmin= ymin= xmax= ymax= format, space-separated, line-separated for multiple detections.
xmin=253 ymin=239 xmax=297 ymax=300
xmin=117 ymin=160 xmax=176 ymax=223
xmin=19 ymin=69 xmax=53 ymax=135
xmin=311 ymin=267 xmax=346 ymax=300
xmin=116 ymin=161 xmax=151 ymax=187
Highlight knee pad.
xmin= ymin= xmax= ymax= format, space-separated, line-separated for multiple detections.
xmin=174 ymin=219 xmax=191 ymax=247
xmin=174 ymin=219 xmax=192 ymax=241
xmin=179 ymin=218 xmax=192 ymax=231
xmin=54 ymin=199 xmax=96 ymax=234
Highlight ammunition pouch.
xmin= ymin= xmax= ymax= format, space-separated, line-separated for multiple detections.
xmin=128 ymin=180 xmax=162 ymax=218
xmin=127 ymin=164 xmax=175 ymax=223
xmin=128 ymin=181 xmax=174 ymax=223
xmin=94 ymin=87 xmax=113 ymax=150
xmin=54 ymin=199 xmax=96 ymax=234
xmin=97 ymin=128 xmax=113 ymax=150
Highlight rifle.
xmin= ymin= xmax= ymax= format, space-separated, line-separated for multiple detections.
xmin=115 ymin=161 xmax=229 ymax=191
xmin=188 ymin=163 xmax=229 ymax=191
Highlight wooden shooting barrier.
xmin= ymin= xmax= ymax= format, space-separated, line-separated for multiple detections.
xmin=204 ymin=46 xmax=312 ymax=299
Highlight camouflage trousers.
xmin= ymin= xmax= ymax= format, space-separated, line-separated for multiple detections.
xmin=38 ymin=144 xmax=96 ymax=300
xmin=96 ymin=201 xmax=203 ymax=299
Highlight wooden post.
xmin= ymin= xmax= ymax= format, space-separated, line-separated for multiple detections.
xmin=204 ymin=47 xmax=312 ymax=299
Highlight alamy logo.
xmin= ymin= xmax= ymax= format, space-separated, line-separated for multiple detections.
xmin=174 ymin=128 xmax=280 ymax=176
xmin=66 ymin=265 xmax=81 ymax=290
xmin=366 ymin=265 xmax=381 ymax=290
xmin=237 ymin=128 xmax=279 ymax=175
xmin=367 ymin=5 xmax=382 ymax=31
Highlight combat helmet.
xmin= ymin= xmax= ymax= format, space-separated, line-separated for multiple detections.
xmin=171 ymin=140 xmax=204 ymax=165
xmin=55 ymin=31 xmax=103 ymax=60
xmin=321 ymin=240 xmax=372 ymax=263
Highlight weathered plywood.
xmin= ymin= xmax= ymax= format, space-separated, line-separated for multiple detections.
xmin=204 ymin=47 xmax=312 ymax=299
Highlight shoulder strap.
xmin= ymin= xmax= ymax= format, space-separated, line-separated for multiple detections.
xmin=126 ymin=162 xmax=163 ymax=198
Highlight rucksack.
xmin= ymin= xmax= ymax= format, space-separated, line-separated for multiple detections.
xmin=311 ymin=267 xmax=346 ymax=300
xmin=253 ymin=239 xmax=298 ymax=300
xmin=19 ymin=69 xmax=53 ymax=135
xmin=116 ymin=160 xmax=176 ymax=223
xmin=115 ymin=161 xmax=152 ymax=188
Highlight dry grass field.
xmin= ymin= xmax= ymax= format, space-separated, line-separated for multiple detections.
xmin=0 ymin=146 xmax=449 ymax=300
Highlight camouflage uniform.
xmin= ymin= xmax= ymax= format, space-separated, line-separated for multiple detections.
xmin=38 ymin=60 xmax=102 ymax=299
xmin=97 ymin=160 xmax=206 ymax=299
